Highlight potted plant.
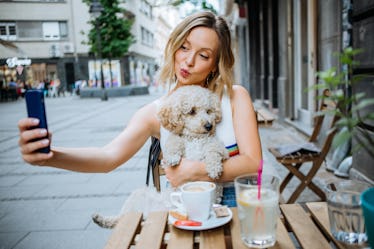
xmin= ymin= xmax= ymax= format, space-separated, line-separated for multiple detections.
xmin=314 ymin=47 xmax=374 ymax=160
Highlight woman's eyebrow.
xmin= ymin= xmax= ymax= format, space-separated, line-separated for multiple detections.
xmin=185 ymin=38 xmax=214 ymax=52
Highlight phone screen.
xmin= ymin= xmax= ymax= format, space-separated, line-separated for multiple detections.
xmin=25 ymin=90 xmax=50 ymax=153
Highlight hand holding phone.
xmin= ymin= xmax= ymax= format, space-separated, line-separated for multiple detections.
xmin=25 ymin=90 xmax=50 ymax=153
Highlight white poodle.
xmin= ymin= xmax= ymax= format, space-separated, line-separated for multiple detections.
xmin=158 ymin=85 xmax=229 ymax=199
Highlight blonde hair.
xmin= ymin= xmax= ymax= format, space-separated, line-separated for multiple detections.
xmin=158 ymin=11 xmax=235 ymax=98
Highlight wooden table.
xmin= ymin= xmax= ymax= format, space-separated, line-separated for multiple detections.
xmin=104 ymin=202 xmax=342 ymax=249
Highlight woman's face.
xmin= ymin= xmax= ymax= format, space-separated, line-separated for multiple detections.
xmin=174 ymin=26 xmax=219 ymax=87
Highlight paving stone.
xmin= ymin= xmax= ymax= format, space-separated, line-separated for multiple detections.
xmin=0 ymin=231 xmax=29 ymax=249
xmin=0 ymin=210 xmax=91 ymax=232
xmin=12 ymin=230 xmax=112 ymax=249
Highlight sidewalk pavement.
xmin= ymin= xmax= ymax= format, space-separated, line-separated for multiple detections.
xmin=0 ymin=88 xmax=343 ymax=249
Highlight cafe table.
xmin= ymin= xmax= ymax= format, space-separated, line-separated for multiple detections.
xmin=104 ymin=202 xmax=343 ymax=249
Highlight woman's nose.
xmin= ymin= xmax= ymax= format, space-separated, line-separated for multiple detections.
xmin=185 ymin=52 xmax=195 ymax=66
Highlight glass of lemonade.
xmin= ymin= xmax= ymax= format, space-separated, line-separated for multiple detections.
xmin=235 ymin=174 xmax=280 ymax=248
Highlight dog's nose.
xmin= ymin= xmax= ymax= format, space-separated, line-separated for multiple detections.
xmin=204 ymin=123 xmax=213 ymax=131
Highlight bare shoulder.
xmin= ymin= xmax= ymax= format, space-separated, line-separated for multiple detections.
xmin=231 ymin=84 xmax=253 ymax=105
xmin=133 ymin=97 xmax=162 ymax=137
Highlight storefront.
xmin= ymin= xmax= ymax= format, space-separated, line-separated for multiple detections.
xmin=0 ymin=57 xmax=58 ymax=88
xmin=1 ymin=57 xmax=31 ymax=85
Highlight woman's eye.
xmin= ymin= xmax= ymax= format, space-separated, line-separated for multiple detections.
xmin=200 ymin=54 xmax=209 ymax=59
xmin=188 ymin=108 xmax=196 ymax=115
xmin=181 ymin=45 xmax=188 ymax=50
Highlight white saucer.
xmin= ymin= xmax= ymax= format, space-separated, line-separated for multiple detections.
xmin=168 ymin=208 xmax=233 ymax=231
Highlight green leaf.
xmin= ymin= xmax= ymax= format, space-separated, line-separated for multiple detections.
xmin=312 ymin=47 xmax=374 ymax=151
xmin=364 ymin=112 xmax=374 ymax=121
xmin=352 ymin=98 xmax=374 ymax=112
xmin=84 ymin=0 xmax=135 ymax=59
xmin=332 ymin=129 xmax=352 ymax=149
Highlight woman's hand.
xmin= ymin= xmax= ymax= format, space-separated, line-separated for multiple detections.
xmin=18 ymin=118 xmax=53 ymax=165
xmin=163 ymin=158 xmax=210 ymax=187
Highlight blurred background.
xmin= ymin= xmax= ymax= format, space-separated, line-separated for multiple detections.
xmin=1 ymin=0 xmax=372 ymax=190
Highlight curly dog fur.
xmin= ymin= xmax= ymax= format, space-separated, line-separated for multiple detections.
xmin=158 ymin=85 xmax=229 ymax=199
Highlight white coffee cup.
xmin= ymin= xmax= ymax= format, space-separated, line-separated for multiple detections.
xmin=170 ymin=181 xmax=216 ymax=221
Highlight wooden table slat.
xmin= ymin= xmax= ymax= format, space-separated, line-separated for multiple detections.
xmin=200 ymin=228 xmax=226 ymax=249
xmin=104 ymin=204 xmax=337 ymax=249
xmin=306 ymin=202 xmax=344 ymax=249
xmin=271 ymin=218 xmax=296 ymax=249
xmin=230 ymin=208 xmax=296 ymax=249
xmin=281 ymin=204 xmax=331 ymax=249
xmin=229 ymin=208 xmax=249 ymax=249
xmin=135 ymin=211 xmax=168 ymax=249
xmin=104 ymin=212 xmax=143 ymax=249
xmin=167 ymin=225 xmax=194 ymax=249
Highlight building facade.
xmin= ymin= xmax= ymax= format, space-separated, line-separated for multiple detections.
xmin=227 ymin=0 xmax=374 ymax=183
xmin=0 ymin=0 xmax=178 ymax=94
xmin=0 ymin=0 xmax=89 ymax=92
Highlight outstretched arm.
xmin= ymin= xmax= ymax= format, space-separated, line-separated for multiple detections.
xmin=18 ymin=101 xmax=161 ymax=173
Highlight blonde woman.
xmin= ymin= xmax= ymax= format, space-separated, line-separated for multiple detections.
xmin=18 ymin=11 xmax=262 ymax=207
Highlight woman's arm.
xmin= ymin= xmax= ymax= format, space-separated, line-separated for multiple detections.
xmin=18 ymin=101 xmax=161 ymax=173
xmin=221 ymin=84 xmax=263 ymax=179
xmin=164 ymin=85 xmax=262 ymax=186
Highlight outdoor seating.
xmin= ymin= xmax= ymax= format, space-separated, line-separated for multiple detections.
xmin=104 ymin=202 xmax=342 ymax=249
xmin=256 ymin=107 xmax=275 ymax=126
xmin=268 ymin=89 xmax=340 ymax=203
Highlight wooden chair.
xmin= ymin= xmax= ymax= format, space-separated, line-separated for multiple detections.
xmin=268 ymin=89 xmax=340 ymax=203
xmin=146 ymin=136 xmax=164 ymax=192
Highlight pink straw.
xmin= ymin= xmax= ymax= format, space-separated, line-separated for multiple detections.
xmin=257 ymin=159 xmax=263 ymax=200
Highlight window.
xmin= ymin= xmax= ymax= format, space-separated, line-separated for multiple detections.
xmin=18 ymin=22 xmax=42 ymax=39
xmin=141 ymin=26 xmax=154 ymax=47
xmin=140 ymin=0 xmax=153 ymax=19
xmin=0 ymin=22 xmax=16 ymax=40
xmin=43 ymin=22 xmax=60 ymax=40
xmin=1 ymin=21 xmax=68 ymax=40
xmin=59 ymin=22 xmax=68 ymax=38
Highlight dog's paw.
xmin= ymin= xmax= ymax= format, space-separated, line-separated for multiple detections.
xmin=205 ymin=162 xmax=223 ymax=179
xmin=162 ymin=155 xmax=181 ymax=167
xmin=222 ymin=149 xmax=229 ymax=159
xmin=92 ymin=213 xmax=118 ymax=229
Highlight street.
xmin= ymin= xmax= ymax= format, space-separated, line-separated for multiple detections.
xmin=0 ymin=90 xmax=334 ymax=249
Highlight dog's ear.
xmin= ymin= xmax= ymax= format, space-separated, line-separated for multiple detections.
xmin=211 ymin=94 xmax=222 ymax=123
xmin=158 ymin=99 xmax=185 ymax=135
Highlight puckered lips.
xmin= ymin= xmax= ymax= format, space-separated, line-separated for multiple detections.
xmin=180 ymin=68 xmax=190 ymax=78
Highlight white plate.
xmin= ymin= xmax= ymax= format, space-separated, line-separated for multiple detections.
xmin=168 ymin=208 xmax=233 ymax=231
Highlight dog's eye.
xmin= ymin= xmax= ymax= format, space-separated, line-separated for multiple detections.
xmin=207 ymin=109 xmax=212 ymax=114
xmin=188 ymin=108 xmax=196 ymax=115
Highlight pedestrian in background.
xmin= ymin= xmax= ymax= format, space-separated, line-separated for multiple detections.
xmin=43 ymin=78 xmax=50 ymax=97
xmin=17 ymin=11 xmax=262 ymax=207
xmin=50 ymin=78 xmax=61 ymax=97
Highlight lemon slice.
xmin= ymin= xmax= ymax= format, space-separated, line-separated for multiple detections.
xmin=237 ymin=189 xmax=258 ymax=207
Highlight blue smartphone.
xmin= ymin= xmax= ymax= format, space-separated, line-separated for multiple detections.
xmin=25 ymin=90 xmax=50 ymax=153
